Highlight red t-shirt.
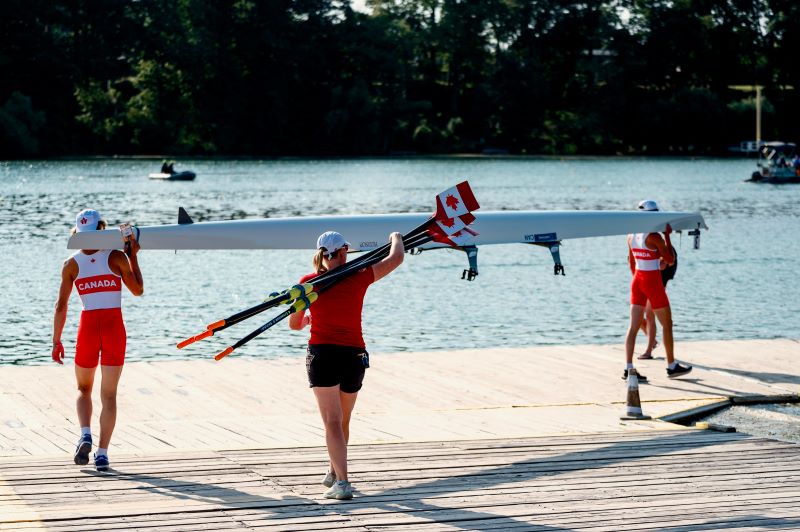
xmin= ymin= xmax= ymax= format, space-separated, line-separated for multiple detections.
xmin=299 ymin=267 xmax=375 ymax=348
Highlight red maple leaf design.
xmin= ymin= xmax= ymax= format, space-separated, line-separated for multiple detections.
xmin=80 ymin=217 xmax=87 ymax=224
xmin=440 ymin=217 xmax=455 ymax=228
xmin=445 ymin=194 xmax=460 ymax=211
xmin=452 ymin=230 xmax=463 ymax=237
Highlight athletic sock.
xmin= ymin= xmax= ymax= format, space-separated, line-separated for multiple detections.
xmin=626 ymin=363 xmax=634 ymax=370
xmin=81 ymin=427 xmax=91 ymax=437
xmin=668 ymin=361 xmax=678 ymax=370
xmin=96 ymin=448 xmax=108 ymax=458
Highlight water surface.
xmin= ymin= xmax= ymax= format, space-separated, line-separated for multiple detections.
xmin=1 ymin=157 xmax=798 ymax=365
xmin=701 ymin=404 xmax=800 ymax=444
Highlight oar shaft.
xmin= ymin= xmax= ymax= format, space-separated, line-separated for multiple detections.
xmin=309 ymin=230 xmax=434 ymax=291
xmin=215 ymin=293 xmax=318 ymax=360
xmin=309 ymin=217 xmax=433 ymax=286
xmin=211 ymin=283 xmax=313 ymax=330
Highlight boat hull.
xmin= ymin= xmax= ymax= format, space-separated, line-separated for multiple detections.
xmin=148 ymin=171 xmax=196 ymax=181
xmin=68 ymin=211 xmax=707 ymax=251
xmin=749 ymin=168 xmax=800 ymax=184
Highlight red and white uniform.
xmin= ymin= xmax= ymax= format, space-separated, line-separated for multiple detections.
xmin=72 ymin=251 xmax=126 ymax=367
xmin=630 ymin=233 xmax=661 ymax=272
xmin=629 ymin=233 xmax=669 ymax=309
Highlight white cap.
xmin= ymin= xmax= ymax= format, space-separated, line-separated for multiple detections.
xmin=75 ymin=209 xmax=102 ymax=232
xmin=637 ymin=199 xmax=659 ymax=212
xmin=316 ymin=231 xmax=350 ymax=256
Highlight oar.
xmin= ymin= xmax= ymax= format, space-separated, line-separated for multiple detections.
xmin=180 ymin=181 xmax=479 ymax=347
xmin=214 ymin=293 xmax=318 ymax=360
xmin=177 ymin=220 xmax=437 ymax=350
xmin=178 ymin=215 xmax=450 ymax=350
xmin=306 ymin=228 xmax=438 ymax=290
xmin=189 ymin=181 xmax=481 ymax=355
xmin=176 ymin=283 xmax=315 ymax=348
xmin=181 ymin=214 xmax=473 ymax=351
xmin=213 ymin=222 xmax=473 ymax=360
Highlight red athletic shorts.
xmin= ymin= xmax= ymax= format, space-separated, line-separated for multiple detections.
xmin=75 ymin=308 xmax=126 ymax=368
xmin=630 ymin=270 xmax=670 ymax=310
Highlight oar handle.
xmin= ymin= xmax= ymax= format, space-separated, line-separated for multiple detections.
xmin=176 ymin=329 xmax=214 ymax=349
xmin=214 ymin=347 xmax=234 ymax=361
xmin=207 ymin=319 xmax=226 ymax=331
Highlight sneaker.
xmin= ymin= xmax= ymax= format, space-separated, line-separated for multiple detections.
xmin=73 ymin=434 xmax=92 ymax=465
xmin=622 ymin=369 xmax=648 ymax=383
xmin=324 ymin=479 xmax=353 ymax=500
xmin=322 ymin=469 xmax=337 ymax=488
xmin=94 ymin=453 xmax=110 ymax=472
xmin=667 ymin=363 xmax=693 ymax=379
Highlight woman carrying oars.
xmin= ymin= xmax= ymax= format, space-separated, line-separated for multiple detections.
xmin=289 ymin=230 xmax=404 ymax=500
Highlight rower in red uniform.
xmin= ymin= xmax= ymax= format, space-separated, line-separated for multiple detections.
xmin=51 ymin=209 xmax=144 ymax=471
xmin=289 ymin=230 xmax=404 ymax=501
xmin=623 ymin=200 xmax=691 ymax=382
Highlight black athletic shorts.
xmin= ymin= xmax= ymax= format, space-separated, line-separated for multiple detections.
xmin=306 ymin=344 xmax=369 ymax=393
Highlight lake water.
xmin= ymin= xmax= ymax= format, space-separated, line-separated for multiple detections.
xmin=1 ymin=157 xmax=799 ymax=365
xmin=701 ymin=403 xmax=800 ymax=444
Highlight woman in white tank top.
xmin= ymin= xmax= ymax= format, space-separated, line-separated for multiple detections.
xmin=51 ymin=209 xmax=144 ymax=472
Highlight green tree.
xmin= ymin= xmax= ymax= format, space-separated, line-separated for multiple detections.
xmin=0 ymin=92 xmax=46 ymax=156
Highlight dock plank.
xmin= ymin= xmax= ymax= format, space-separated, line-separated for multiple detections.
xmin=2 ymin=430 xmax=799 ymax=530
xmin=1 ymin=339 xmax=798 ymax=529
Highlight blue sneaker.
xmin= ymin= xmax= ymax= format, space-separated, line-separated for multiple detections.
xmin=94 ymin=453 xmax=110 ymax=472
xmin=73 ymin=434 xmax=92 ymax=465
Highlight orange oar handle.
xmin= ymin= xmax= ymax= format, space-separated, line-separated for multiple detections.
xmin=176 ymin=336 xmax=194 ymax=349
xmin=214 ymin=347 xmax=234 ymax=361
xmin=207 ymin=319 xmax=226 ymax=331
xmin=176 ymin=329 xmax=213 ymax=349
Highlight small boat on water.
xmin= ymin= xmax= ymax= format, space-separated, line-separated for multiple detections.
xmin=748 ymin=142 xmax=800 ymax=184
xmin=744 ymin=86 xmax=800 ymax=183
xmin=148 ymin=170 xmax=196 ymax=181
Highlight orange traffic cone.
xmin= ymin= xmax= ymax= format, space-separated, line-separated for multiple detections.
xmin=620 ymin=368 xmax=651 ymax=420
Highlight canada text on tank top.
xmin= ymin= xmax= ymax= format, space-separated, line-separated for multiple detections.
xmin=72 ymin=250 xmax=122 ymax=310
xmin=630 ymin=233 xmax=661 ymax=272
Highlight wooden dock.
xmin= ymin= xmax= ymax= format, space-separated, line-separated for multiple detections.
xmin=1 ymin=338 xmax=798 ymax=529
xmin=2 ymin=430 xmax=799 ymax=530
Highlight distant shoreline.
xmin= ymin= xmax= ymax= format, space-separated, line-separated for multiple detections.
xmin=10 ymin=153 xmax=760 ymax=162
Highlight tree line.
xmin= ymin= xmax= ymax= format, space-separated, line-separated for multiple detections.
xmin=1 ymin=0 xmax=797 ymax=157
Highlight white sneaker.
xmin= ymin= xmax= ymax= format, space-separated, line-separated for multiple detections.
xmin=322 ymin=469 xmax=337 ymax=488
xmin=324 ymin=479 xmax=353 ymax=500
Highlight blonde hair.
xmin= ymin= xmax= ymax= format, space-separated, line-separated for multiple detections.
xmin=313 ymin=249 xmax=328 ymax=274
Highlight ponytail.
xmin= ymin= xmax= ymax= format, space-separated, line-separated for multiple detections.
xmin=313 ymin=249 xmax=328 ymax=274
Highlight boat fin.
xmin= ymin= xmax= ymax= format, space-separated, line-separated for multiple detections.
xmin=178 ymin=207 xmax=194 ymax=225
xmin=461 ymin=245 xmax=479 ymax=281
xmin=532 ymin=241 xmax=565 ymax=276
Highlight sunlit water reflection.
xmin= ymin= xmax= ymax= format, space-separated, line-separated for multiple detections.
xmin=1 ymin=157 xmax=798 ymax=365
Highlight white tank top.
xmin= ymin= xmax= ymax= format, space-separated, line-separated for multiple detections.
xmin=630 ymin=233 xmax=661 ymax=272
xmin=72 ymin=250 xmax=122 ymax=310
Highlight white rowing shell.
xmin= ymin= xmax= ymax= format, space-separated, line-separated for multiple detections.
xmin=67 ymin=210 xmax=707 ymax=251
